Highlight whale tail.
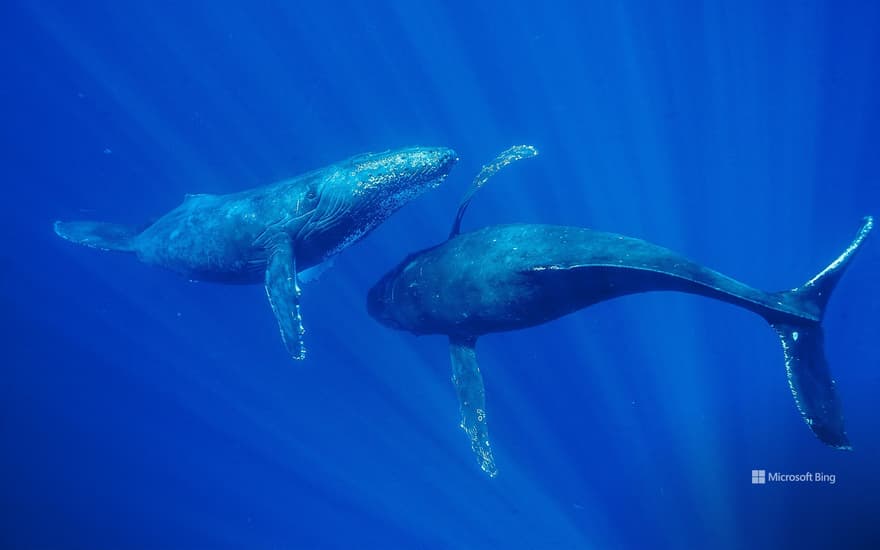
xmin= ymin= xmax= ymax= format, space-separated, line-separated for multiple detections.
xmin=54 ymin=220 xmax=138 ymax=252
xmin=765 ymin=216 xmax=874 ymax=450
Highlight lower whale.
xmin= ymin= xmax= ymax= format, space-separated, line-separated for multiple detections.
xmin=367 ymin=146 xmax=874 ymax=477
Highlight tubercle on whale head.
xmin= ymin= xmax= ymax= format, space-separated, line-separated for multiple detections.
xmin=300 ymin=146 xmax=457 ymax=257
xmin=350 ymin=146 xmax=458 ymax=178
xmin=346 ymin=146 xmax=458 ymax=207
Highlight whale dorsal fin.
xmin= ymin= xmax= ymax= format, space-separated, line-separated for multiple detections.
xmin=449 ymin=145 xmax=538 ymax=238
xmin=183 ymin=193 xmax=217 ymax=205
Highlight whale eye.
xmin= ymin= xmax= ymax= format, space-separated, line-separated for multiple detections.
xmin=306 ymin=189 xmax=317 ymax=200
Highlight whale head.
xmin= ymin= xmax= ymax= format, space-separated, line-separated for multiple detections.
xmin=297 ymin=146 xmax=458 ymax=262
xmin=366 ymin=243 xmax=443 ymax=334
xmin=366 ymin=255 xmax=410 ymax=331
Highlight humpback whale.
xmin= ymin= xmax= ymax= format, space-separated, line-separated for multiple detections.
xmin=367 ymin=146 xmax=874 ymax=477
xmin=56 ymin=146 xmax=457 ymax=359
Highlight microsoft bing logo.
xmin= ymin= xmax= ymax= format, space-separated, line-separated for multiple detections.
xmin=749 ymin=468 xmax=836 ymax=484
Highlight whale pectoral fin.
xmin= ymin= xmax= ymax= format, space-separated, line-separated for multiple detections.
xmin=265 ymin=235 xmax=307 ymax=360
xmin=449 ymin=336 xmax=497 ymax=478
xmin=299 ymin=257 xmax=335 ymax=283
xmin=449 ymin=145 xmax=538 ymax=237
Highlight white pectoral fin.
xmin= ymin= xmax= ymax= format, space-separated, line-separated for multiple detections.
xmin=449 ymin=336 xmax=497 ymax=478
xmin=449 ymin=145 xmax=538 ymax=237
xmin=265 ymin=235 xmax=307 ymax=360
xmin=299 ymin=257 xmax=335 ymax=283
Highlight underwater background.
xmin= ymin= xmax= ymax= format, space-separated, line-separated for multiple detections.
xmin=2 ymin=1 xmax=879 ymax=548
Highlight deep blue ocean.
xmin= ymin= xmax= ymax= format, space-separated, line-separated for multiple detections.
xmin=3 ymin=1 xmax=879 ymax=548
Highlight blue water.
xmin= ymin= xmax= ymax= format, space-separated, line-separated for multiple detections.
xmin=3 ymin=1 xmax=879 ymax=548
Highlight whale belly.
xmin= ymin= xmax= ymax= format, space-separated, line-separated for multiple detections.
xmin=133 ymin=198 xmax=269 ymax=282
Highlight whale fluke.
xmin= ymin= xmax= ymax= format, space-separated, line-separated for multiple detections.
xmin=767 ymin=216 xmax=874 ymax=449
xmin=54 ymin=220 xmax=137 ymax=252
